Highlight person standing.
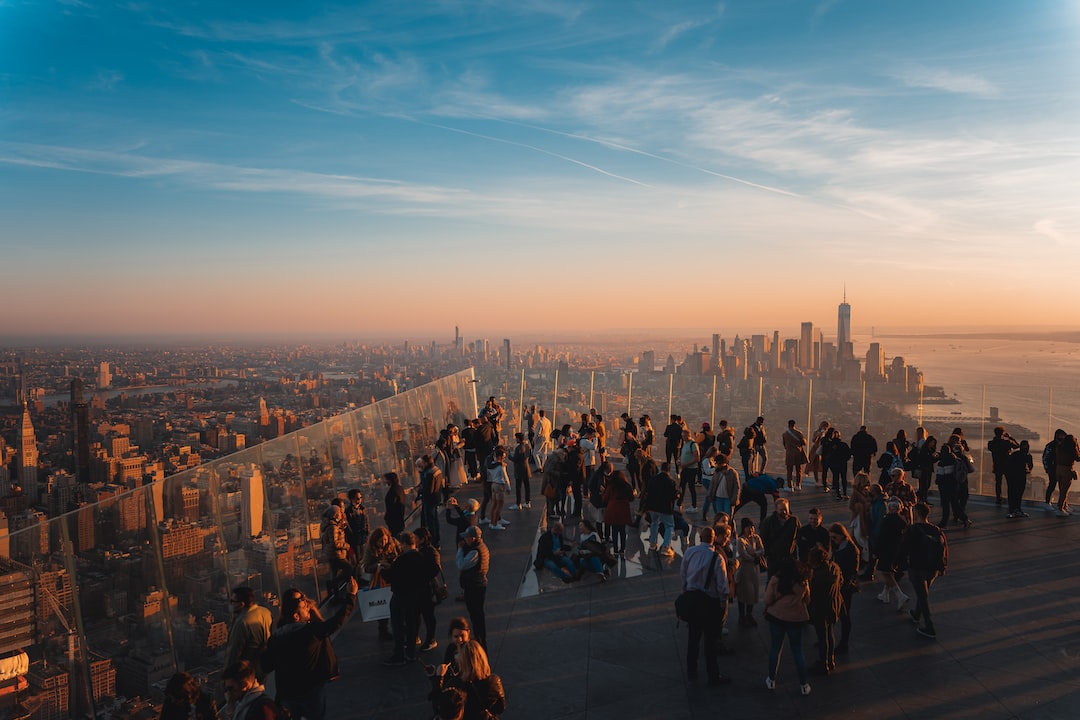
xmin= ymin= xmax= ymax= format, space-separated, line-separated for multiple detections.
xmin=533 ymin=410 xmax=553 ymax=472
xmin=763 ymin=556 xmax=812 ymax=695
xmin=782 ymin=420 xmax=808 ymax=492
xmin=384 ymin=472 xmax=408 ymax=536
xmin=898 ymin=503 xmax=947 ymax=639
xmin=1042 ymin=429 xmax=1064 ymax=511
xmin=850 ymin=426 xmax=879 ymax=476
xmin=643 ymin=461 xmax=678 ymax=557
xmin=382 ymin=532 xmax=439 ymax=666
xmin=987 ymin=426 xmax=1020 ymax=506
xmin=1053 ymin=430 xmax=1079 ymax=517
xmin=680 ymin=526 xmax=731 ymax=686
xmin=509 ymin=432 xmax=533 ymax=510
xmin=1005 ymin=440 xmax=1033 ymax=518
xmin=484 ymin=446 xmax=512 ymax=530
xmin=752 ymin=416 xmax=769 ymax=477
xmin=456 ymin=526 xmax=490 ymax=648
xmin=828 ymin=523 xmax=860 ymax=656
xmin=735 ymin=518 xmax=765 ymax=627
xmin=345 ymin=489 xmax=370 ymax=564
xmin=415 ymin=527 xmax=445 ymax=653
xmin=663 ymin=415 xmax=684 ymax=469
xmin=225 ymin=587 xmax=274 ymax=682
xmin=795 ymin=507 xmax=829 ymax=563
xmin=807 ymin=547 xmax=843 ymax=675
xmin=934 ymin=446 xmax=970 ymax=529
xmin=760 ymin=497 xmax=800 ymax=578
xmin=602 ymin=469 xmax=634 ymax=557
xmin=263 ymin=579 xmax=358 ymax=720
xmin=678 ymin=428 xmax=701 ymax=513
xmin=415 ymin=455 xmax=445 ymax=548
xmin=320 ymin=500 xmax=352 ymax=596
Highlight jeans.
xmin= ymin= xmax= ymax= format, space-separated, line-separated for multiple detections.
xmin=544 ymin=556 xmax=577 ymax=580
xmin=420 ymin=501 xmax=441 ymax=547
xmin=813 ymin=622 xmax=835 ymax=664
xmin=464 ymin=584 xmax=487 ymax=648
xmin=389 ymin=594 xmax=420 ymax=660
xmin=908 ymin=569 xmax=937 ymax=631
xmin=610 ymin=524 xmax=627 ymax=553
xmin=579 ymin=554 xmax=604 ymax=574
xmin=679 ymin=466 xmax=698 ymax=508
xmin=648 ymin=512 xmax=673 ymax=550
xmin=767 ymin=618 xmax=808 ymax=684
xmin=937 ymin=479 xmax=967 ymax=525
xmin=515 ymin=471 xmax=531 ymax=505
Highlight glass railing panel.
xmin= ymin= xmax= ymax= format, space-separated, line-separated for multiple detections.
xmin=254 ymin=434 xmax=317 ymax=607
xmin=72 ymin=483 xmax=178 ymax=709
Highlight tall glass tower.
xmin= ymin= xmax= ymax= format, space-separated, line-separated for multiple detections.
xmin=837 ymin=291 xmax=852 ymax=362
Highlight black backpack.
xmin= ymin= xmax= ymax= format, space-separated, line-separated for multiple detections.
xmin=923 ymin=527 xmax=947 ymax=574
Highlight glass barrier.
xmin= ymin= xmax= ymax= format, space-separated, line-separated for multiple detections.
xmin=0 ymin=370 xmax=477 ymax=718
xmin=477 ymin=371 xmax=1075 ymax=508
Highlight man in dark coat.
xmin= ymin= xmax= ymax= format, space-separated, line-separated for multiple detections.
xmin=263 ymin=579 xmax=357 ymax=720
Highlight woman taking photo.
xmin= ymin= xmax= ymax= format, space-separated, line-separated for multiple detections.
xmin=430 ymin=640 xmax=506 ymax=719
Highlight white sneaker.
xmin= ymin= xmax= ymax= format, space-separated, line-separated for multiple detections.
xmin=479 ymin=517 xmax=490 ymax=525
xmin=801 ymin=683 xmax=812 ymax=696
xmin=524 ymin=502 xmax=532 ymax=509
xmin=877 ymin=589 xmax=891 ymax=603
xmin=721 ymin=626 xmax=730 ymax=636
xmin=896 ymin=591 xmax=910 ymax=611
xmin=507 ymin=504 xmax=520 ymax=511
xmin=1047 ymin=502 xmax=1057 ymax=511
xmin=765 ymin=676 xmax=776 ymax=690
xmin=687 ymin=506 xmax=698 ymax=513
xmin=497 ymin=518 xmax=510 ymax=526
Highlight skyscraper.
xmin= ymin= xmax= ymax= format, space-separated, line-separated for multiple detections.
xmin=97 ymin=362 xmax=111 ymax=389
xmin=837 ymin=291 xmax=852 ymax=364
xmin=19 ymin=404 xmax=38 ymax=502
xmin=71 ymin=379 xmax=90 ymax=484
xmin=503 ymin=339 xmax=511 ymax=370
xmin=799 ymin=322 xmax=814 ymax=370
xmin=241 ymin=466 xmax=265 ymax=539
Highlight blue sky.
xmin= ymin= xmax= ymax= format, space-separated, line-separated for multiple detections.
xmin=2 ymin=1 xmax=1078 ymax=338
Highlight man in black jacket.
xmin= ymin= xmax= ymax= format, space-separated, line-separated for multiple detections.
xmin=898 ymin=502 xmax=948 ymax=639
xmin=850 ymin=426 xmax=879 ymax=475
xmin=382 ymin=532 xmax=439 ymax=665
xmin=263 ymin=579 xmax=357 ymax=720
xmin=760 ymin=497 xmax=800 ymax=577
xmin=643 ymin=462 xmax=678 ymax=557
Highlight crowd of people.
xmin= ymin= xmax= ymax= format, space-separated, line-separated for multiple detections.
xmin=161 ymin=397 xmax=1077 ymax=718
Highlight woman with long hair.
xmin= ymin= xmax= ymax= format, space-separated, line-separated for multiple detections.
xmin=828 ymin=522 xmax=861 ymax=655
xmin=431 ymin=640 xmax=506 ymax=719
xmin=763 ymin=556 xmax=812 ymax=695
xmin=602 ymin=470 xmax=635 ymax=556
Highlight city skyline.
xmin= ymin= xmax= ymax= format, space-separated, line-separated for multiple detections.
xmin=3 ymin=1 xmax=1079 ymax=336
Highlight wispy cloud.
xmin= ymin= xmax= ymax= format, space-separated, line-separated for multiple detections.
xmin=86 ymin=69 xmax=123 ymax=91
xmin=894 ymin=65 xmax=1000 ymax=98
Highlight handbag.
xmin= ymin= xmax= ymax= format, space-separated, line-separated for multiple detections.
xmin=359 ymin=569 xmax=392 ymax=622
xmin=431 ymin=569 xmax=449 ymax=605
